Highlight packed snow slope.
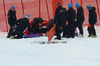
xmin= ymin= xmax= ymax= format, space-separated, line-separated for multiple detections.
xmin=0 ymin=26 xmax=100 ymax=66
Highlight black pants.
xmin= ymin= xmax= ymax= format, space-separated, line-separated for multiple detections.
xmin=75 ymin=21 xmax=84 ymax=35
xmin=87 ymin=25 xmax=96 ymax=36
xmin=65 ymin=26 xmax=71 ymax=37
xmin=76 ymin=24 xmax=83 ymax=35
xmin=68 ymin=25 xmax=75 ymax=38
xmin=7 ymin=27 xmax=14 ymax=38
xmin=12 ymin=30 xmax=23 ymax=39
xmin=56 ymin=23 xmax=71 ymax=39
xmin=56 ymin=24 xmax=62 ymax=39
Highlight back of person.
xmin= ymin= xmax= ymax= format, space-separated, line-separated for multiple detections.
xmin=30 ymin=18 xmax=39 ymax=33
xmin=55 ymin=6 xmax=67 ymax=25
xmin=87 ymin=5 xmax=97 ymax=37
xmin=67 ymin=8 xmax=76 ymax=25
xmin=54 ymin=2 xmax=68 ymax=40
xmin=67 ymin=3 xmax=76 ymax=38
xmin=77 ymin=7 xmax=85 ymax=23
xmin=75 ymin=3 xmax=85 ymax=37
xmin=8 ymin=9 xmax=17 ymax=27
xmin=7 ymin=6 xmax=17 ymax=38
xmin=89 ymin=7 xmax=97 ymax=25
xmin=57 ymin=6 xmax=67 ymax=24
xmin=16 ymin=18 xmax=30 ymax=32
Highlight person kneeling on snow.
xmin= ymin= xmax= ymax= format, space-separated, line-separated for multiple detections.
xmin=11 ymin=15 xmax=36 ymax=39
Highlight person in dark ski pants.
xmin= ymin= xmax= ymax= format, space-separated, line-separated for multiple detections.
xmin=87 ymin=5 xmax=97 ymax=37
xmin=7 ymin=6 xmax=17 ymax=38
xmin=75 ymin=3 xmax=85 ymax=37
xmin=67 ymin=3 xmax=76 ymax=38
xmin=54 ymin=2 xmax=70 ymax=40
xmin=11 ymin=15 xmax=35 ymax=39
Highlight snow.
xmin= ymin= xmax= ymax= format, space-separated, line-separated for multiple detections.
xmin=0 ymin=26 xmax=100 ymax=66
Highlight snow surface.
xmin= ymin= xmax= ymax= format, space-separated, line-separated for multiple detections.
xmin=0 ymin=26 xmax=100 ymax=66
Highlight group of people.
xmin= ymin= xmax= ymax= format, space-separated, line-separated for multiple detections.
xmin=7 ymin=2 xmax=97 ymax=40
xmin=54 ymin=2 xmax=97 ymax=40
xmin=7 ymin=5 xmax=54 ymax=39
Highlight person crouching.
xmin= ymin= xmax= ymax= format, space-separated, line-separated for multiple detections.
xmin=11 ymin=15 xmax=35 ymax=39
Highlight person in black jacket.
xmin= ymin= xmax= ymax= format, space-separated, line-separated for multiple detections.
xmin=11 ymin=15 xmax=35 ymax=39
xmin=75 ymin=3 xmax=85 ymax=37
xmin=67 ymin=3 xmax=76 ymax=38
xmin=87 ymin=5 xmax=97 ymax=37
xmin=54 ymin=2 xmax=70 ymax=40
xmin=7 ymin=6 xmax=17 ymax=38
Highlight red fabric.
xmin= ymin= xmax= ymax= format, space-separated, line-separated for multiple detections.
xmin=48 ymin=19 xmax=52 ymax=22
xmin=23 ymin=29 xmax=30 ymax=37
xmin=35 ymin=33 xmax=43 ymax=36
xmin=30 ymin=20 xmax=34 ymax=27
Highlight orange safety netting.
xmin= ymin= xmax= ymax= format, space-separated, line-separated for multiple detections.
xmin=0 ymin=0 xmax=100 ymax=32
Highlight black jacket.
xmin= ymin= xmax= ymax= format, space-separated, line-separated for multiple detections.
xmin=89 ymin=7 xmax=97 ymax=25
xmin=7 ymin=9 xmax=17 ymax=27
xmin=54 ymin=6 xmax=67 ymax=25
xmin=67 ymin=8 xmax=76 ymax=25
xmin=76 ymin=7 xmax=85 ymax=24
xmin=15 ymin=18 xmax=35 ymax=33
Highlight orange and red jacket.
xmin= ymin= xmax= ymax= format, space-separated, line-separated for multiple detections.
xmin=40 ymin=20 xmax=50 ymax=27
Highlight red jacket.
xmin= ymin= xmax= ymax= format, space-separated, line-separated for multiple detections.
xmin=40 ymin=20 xmax=50 ymax=26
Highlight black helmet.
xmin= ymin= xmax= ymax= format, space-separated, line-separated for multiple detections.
xmin=33 ymin=17 xmax=38 ymax=22
xmin=38 ymin=17 xmax=43 ymax=23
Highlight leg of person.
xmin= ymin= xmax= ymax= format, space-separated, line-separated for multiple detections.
xmin=92 ymin=27 xmax=96 ymax=36
xmin=69 ymin=26 xmax=75 ymax=38
xmin=16 ymin=33 xmax=23 ymax=39
xmin=65 ymin=25 xmax=71 ymax=38
xmin=7 ymin=28 xmax=14 ymax=38
xmin=77 ymin=24 xmax=84 ymax=38
xmin=74 ymin=23 xmax=78 ymax=37
xmin=87 ymin=27 xmax=92 ymax=37
xmin=62 ymin=25 xmax=67 ymax=37
xmin=15 ymin=32 xmax=23 ymax=39
xmin=78 ymin=24 xmax=83 ymax=35
xmin=91 ymin=25 xmax=97 ymax=37
xmin=70 ymin=24 xmax=75 ymax=38
xmin=68 ymin=25 xmax=73 ymax=38
xmin=9 ymin=30 xmax=17 ymax=39
xmin=72 ymin=26 xmax=75 ymax=38
xmin=55 ymin=24 xmax=61 ymax=40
